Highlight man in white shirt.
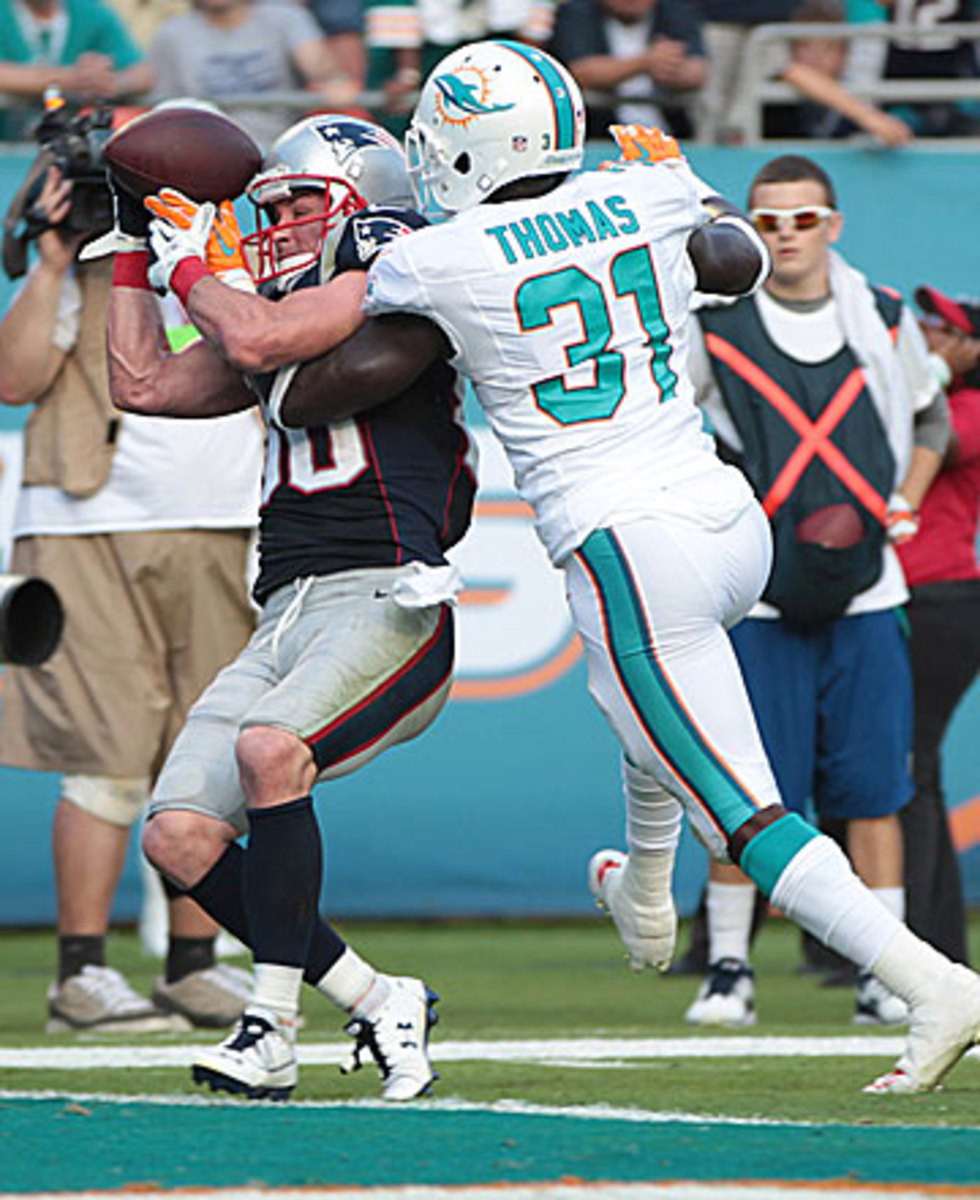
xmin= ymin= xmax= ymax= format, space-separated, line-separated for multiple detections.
xmin=683 ymin=152 xmax=949 ymax=1031
xmin=0 ymin=164 xmax=264 ymax=1034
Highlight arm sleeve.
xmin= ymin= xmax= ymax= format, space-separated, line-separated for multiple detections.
xmin=913 ymin=388 xmax=951 ymax=454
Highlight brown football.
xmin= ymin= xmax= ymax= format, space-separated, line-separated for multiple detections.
xmin=105 ymin=107 xmax=263 ymax=203
xmin=795 ymin=503 xmax=865 ymax=549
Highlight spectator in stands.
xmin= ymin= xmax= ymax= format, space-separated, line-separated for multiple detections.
xmin=684 ymin=153 xmax=949 ymax=1030
xmin=103 ymin=0 xmax=189 ymax=52
xmin=766 ymin=0 xmax=913 ymax=143
xmin=692 ymin=0 xmax=797 ymax=143
xmin=0 ymin=162 xmax=264 ymax=1033
xmin=149 ymin=0 xmax=359 ymax=149
xmin=845 ymin=0 xmax=980 ymax=137
xmin=0 ymin=0 xmax=152 ymax=139
xmin=548 ymin=0 xmax=706 ymax=139
xmin=364 ymin=0 xmax=555 ymax=130
xmin=306 ymin=0 xmax=366 ymax=95
xmin=895 ymin=285 xmax=980 ymax=965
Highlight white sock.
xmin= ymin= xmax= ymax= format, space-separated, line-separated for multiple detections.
xmin=623 ymin=847 xmax=675 ymax=910
xmin=871 ymin=886 xmax=906 ymax=922
xmin=252 ymin=963 xmax=302 ymax=1021
xmin=623 ymin=758 xmax=683 ymax=853
xmin=771 ymin=836 xmax=901 ymax=972
xmin=315 ymin=947 xmax=379 ymax=1012
xmin=706 ymin=881 xmax=755 ymax=965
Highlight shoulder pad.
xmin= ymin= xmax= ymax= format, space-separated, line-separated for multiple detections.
xmin=333 ymin=206 xmax=428 ymax=276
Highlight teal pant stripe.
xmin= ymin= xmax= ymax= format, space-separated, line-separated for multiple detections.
xmin=578 ymin=529 xmax=762 ymax=836
xmin=498 ymin=40 xmax=577 ymax=151
xmin=740 ymin=812 xmax=818 ymax=896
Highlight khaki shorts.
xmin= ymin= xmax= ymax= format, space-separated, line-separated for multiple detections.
xmin=151 ymin=568 xmax=455 ymax=837
xmin=0 ymin=530 xmax=255 ymax=779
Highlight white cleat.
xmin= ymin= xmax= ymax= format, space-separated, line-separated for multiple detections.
xmin=685 ymin=958 xmax=757 ymax=1028
xmin=588 ymin=849 xmax=676 ymax=973
xmin=192 ymin=1005 xmax=298 ymax=1101
xmin=341 ymin=975 xmax=439 ymax=1101
xmin=864 ymin=964 xmax=980 ymax=1095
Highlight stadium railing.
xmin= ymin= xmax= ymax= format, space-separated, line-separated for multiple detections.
xmin=731 ymin=20 xmax=980 ymax=144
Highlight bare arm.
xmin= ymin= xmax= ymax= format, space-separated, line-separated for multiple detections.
xmin=0 ymin=54 xmax=151 ymax=100
xmin=181 ymin=270 xmax=369 ymax=374
xmin=781 ymin=60 xmax=913 ymax=147
xmin=280 ymin=313 xmax=448 ymax=427
xmin=895 ymin=443 xmax=943 ymax=510
xmin=0 ymin=170 xmax=80 ymax=405
xmin=108 ymin=279 xmax=254 ymax=417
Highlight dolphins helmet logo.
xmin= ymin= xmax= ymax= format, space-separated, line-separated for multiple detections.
xmin=433 ymin=65 xmax=516 ymax=127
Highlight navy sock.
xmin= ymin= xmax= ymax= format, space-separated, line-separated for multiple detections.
xmin=189 ymin=835 xmax=348 ymax=982
xmin=244 ymin=795 xmax=322 ymax=968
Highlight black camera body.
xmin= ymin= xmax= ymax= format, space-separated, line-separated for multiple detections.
xmin=2 ymin=99 xmax=115 ymax=280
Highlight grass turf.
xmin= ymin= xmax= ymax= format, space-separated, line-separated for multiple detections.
xmin=2 ymin=917 xmax=980 ymax=1127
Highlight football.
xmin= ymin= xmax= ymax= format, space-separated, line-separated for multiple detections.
xmin=105 ymin=106 xmax=263 ymax=204
xmin=794 ymin=503 xmax=865 ymax=549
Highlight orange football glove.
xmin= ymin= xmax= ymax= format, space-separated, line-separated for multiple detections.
xmin=146 ymin=189 xmax=251 ymax=284
xmin=609 ymin=123 xmax=684 ymax=164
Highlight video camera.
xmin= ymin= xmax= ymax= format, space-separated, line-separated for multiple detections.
xmin=2 ymin=90 xmax=115 ymax=280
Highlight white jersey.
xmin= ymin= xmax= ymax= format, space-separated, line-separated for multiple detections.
xmin=365 ymin=160 xmax=755 ymax=564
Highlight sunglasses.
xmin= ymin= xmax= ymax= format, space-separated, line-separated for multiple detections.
xmin=750 ymin=205 xmax=835 ymax=234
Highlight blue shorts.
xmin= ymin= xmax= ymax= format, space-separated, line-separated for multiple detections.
xmin=730 ymin=611 xmax=913 ymax=820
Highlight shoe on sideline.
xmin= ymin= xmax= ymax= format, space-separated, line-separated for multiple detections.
xmin=342 ymin=975 xmax=439 ymax=1101
xmin=685 ymin=958 xmax=757 ymax=1028
xmin=153 ymin=963 xmax=253 ymax=1029
xmin=192 ymin=1005 xmax=298 ymax=1101
xmin=46 ymin=964 xmax=187 ymax=1034
xmin=853 ymin=972 xmax=908 ymax=1027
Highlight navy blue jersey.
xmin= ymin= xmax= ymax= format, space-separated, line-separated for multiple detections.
xmin=249 ymin=260 xmax=475 ymax=605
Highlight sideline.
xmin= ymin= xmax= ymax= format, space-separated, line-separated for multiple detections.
xmin=0 ymin=1034 xmax=910 ymax=1071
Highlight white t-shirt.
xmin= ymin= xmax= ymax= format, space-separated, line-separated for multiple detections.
xmin=13 ymin=270 xmax=264 ymax=538
xmin=365 ymin=160 xmax=756 ymax=566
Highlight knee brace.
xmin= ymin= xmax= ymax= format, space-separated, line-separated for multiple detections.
xmin=62 ymin=774 xmax=150 ymax=828
xmin=730 ymin=805 xmax=818 ymax=896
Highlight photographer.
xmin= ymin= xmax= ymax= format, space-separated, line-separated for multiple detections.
xmin=0 ymin=149 xmax=264 ymax=1034
xmin=0 ymin=0 xmax=151 ymax=141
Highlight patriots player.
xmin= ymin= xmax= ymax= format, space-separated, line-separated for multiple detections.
xmin=106 ymin=114 xmax=475 ymax=1102
xmin=279 ymin=41 xmax=980 ymax=1096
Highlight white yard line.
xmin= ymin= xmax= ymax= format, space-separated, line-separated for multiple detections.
xmin=0 ymin=1034 xmax=908 ymax=1070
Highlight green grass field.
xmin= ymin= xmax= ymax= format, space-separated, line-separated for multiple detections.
xmin=3 ymin=915 xmax=980 ymax=1128
xmin=4 ymin=917 xmax=980 ymax=1196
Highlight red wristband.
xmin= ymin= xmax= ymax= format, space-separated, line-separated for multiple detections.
xmin=170 ymin=257 xmax=210 ymax=306
xmin=111 ymin=250 xmax=151 ymax=290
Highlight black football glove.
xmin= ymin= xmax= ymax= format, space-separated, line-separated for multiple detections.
xmin=109 ymin=171 xmax=152 ymax=239
xmin=332 ymin=206 xmax=428 ymax=275
xmin=79 ymin=170 xmax=152 ymax=260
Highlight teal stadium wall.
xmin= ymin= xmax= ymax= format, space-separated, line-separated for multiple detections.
xmin=0 ymin=142 xmax=977 ymax=923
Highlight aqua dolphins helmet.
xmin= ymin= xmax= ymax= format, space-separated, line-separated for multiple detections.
xmin=406 ymin=39 xmax=585 ymax=217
